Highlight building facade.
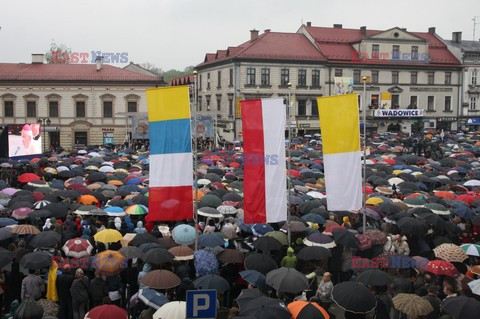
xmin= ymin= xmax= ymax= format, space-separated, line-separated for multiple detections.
xmin=0 ymin=54 xmax=164 ymax=150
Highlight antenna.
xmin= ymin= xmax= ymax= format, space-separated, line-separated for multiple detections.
xmin=474 ymin=16 xmax=480 ymax=41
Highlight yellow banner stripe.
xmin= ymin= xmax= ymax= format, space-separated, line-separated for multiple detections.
xmin=317 ymin=94 xmax=360 ymax=155
xmin=147 ymin=86 xmax=191 ymax=122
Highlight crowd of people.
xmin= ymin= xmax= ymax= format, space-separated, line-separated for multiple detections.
xmin=1 ymin=130 xmax=480 ymax=319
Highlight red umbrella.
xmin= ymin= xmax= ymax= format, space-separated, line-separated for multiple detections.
xmin=289 ymin=169 xmax=301 ymax=178
xmin=456 ymin=194 xmax=476 ymax=206
xmin=62 ymin=238 xmax=93 ymax=258
xmin=229 ymin=162 xmax=240 ymax=168
xmin=383 ymin=158 xmax=396 ymax=165
xmin=85 ymin=304 xmax=127 ymax=319
xmin=425 ymin=260 xmax=458 ymax=277
xmin=18 ymin=173 xmax=41 ymax=183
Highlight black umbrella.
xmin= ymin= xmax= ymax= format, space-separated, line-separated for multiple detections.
xmin=377 ymin=202 xmax=401 ymax=215
xmin=0 ymin=248 xmax=15 ymax=268
xmin=140 ymin=248 xmax=174 ymax=265
xmin=0 ymin=228 xmax=14 ymax=241
xmin=236 ymin=288 xmax=264 ymax=310
xmin=14 ymin=297 xmax=44 ymax=319
xmin=442 ymin=295 xmax=480 ymax=319
xmin=29 ymin=231 xmax=61 ymax=248
xmin=20 ymin=251 xmax=52 ymax=269
xmin=297 ymin=246 xmax=332 ymax=261
xmin=119 ymin=246 xmax=143 ymax=259
xmin=86 ymin=172 xmax=107 ymax=182
xmin=244 ymin=253 xmax=278 ymax=275
xmin=28 ymin=209 xmax=52 ymax=219
xmin=130 ymin=233 xmax=158 ymax=247
xmin=332 ymin=229 xmax=359 ymax=249
xmin=132 ymin=195 xmax=148 ymax=206
xmin=332 ymin=282 xmax=377 ymax=314
xmin=298 ymin=200 xmax=323 ymax=214
xmin=266 ymin=267 xmax=309 ymax=294
xmin=194 ymin=274 xmax=230 ymax=293
xmin=396 ymin=217 xmax=428 ymax=236
xmin=357 ymin=269 xmax=393 ymax=286
xmin=252 ymin=236 xmax=283 ymax=253
xmin=238 ymin=296 xmax=291 ymax=319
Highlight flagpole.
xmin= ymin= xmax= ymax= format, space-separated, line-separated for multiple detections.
xmin=362 ymin=76 xmax=367 ymax=231
xmin=193 ymin=70 xmax=199 ymax=251
xmin=287 ymin=82 xmax=292 ymax=246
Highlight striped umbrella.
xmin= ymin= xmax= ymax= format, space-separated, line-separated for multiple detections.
xmin=461 ymin=244 xmax=480 ymax=257
xmin=11 ymin=224 xmax=40 ymax=235
xmin=393 ymin=293 xmax=433 ymax=317
xmin=125 ymin=204 xmax=148 ymax=215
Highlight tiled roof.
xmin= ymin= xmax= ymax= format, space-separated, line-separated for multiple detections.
xmin=169 ymin=74 xmax=194 ymax=86
xmin=0 ymin=63 xmax=162 ymax=82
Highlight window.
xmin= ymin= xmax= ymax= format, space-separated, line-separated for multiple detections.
xmin=128 ymin=101 xmax=137 ymax=113
xmin=428 ymin=72 xmax=435 ymax=85
xmin=199 ymin=74 xmax=202 ymax=90
xmin=217 ymin=71 xmax=221 ymax=88
xmin=4 ymin=101 xmax=13 ymax=117
xmin=411 ymin=71 xmax=418 ymax=84
xmin=392 ymin=94 xmax=400 ymax=109
xmin=280 ymin=68 xmax=289 ymax=86
xmin=74 ymin=131 xmax=88 ymax=146
xmin=26 ymin=101 xmax=36 ymax=117
xmin=371 ymin=71 xmax=379 ymax=84
xmin=198 ymin=97 xmax=202 ymax=112
xmin=470 ymin=97 xmax=477 ymax=110
xmin=261 ymin=68 xmax=270 ymax=86
xmin=103 ymin=101 xmax=113 ymax=118
xmin=392 ymin=45 xmax=400 ymax=59
xmin=427 ymin=96 xmax=435 ymax=111
xmin=472 ymin=69 xmax=478 ymax=85
xmin=312 ymin=70 xmax=320 ymax=87
xmin=228 ymin=99 xmax=233 ymax=116
xmin=335 ymin=69 xmax=342 ymax=77
xmin=297 ymin=100 xmax=306 ymax=116
xmin=76 ymin=101 xmax=85 ymax=117
xmin=229 ymin=69 xmax=233 ymax=87
xmin=246 ymin=68 xmax=256 ymax=86
xmin=372 ymin=44 xmax=379 ymax=59
xmin=207 ymin=73 xmax=210 ymax=89
xmin=409 ymin=96 xmax=418 ymax=109
xmin=298 ymin=69 xmax=307 ymax=87
xmin=411 ymin=46 xmax=418 ymax=60
xmin=392 ymin=71 xmax=399 ymax=84
xmin=370 ymin=94 xmax=379 ymax=108
xmin=311 ymin=99 xmax=318 ymax=116
xmin=217 ymin=96 xmax=221 ymax=111
xmin=444 ymin=96 xmax=452 ymax=111
xmin=353 ymin=70 xmax=361 ymax=84
xmin=206 ymin=98 xmax=210 ymax=111
xmin=445 ymin=72 xmax=452 ymax=85
xmin=49 ymin=101 xmax=59 ymax=118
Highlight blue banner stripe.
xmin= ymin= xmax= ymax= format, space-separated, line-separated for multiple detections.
xmin=149 ymin=118 xmax=191 ymax=155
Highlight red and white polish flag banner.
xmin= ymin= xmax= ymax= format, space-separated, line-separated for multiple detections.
xmin=240 ymin=98 xmax=287 ymax=224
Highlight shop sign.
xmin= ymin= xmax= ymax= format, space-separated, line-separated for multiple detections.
xmin=374 ymin=109 xmax=424 ymax=117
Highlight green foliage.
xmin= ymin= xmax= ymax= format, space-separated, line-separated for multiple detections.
xmin=45 ymin=40 xmax=72 ymax=64
xmin=141 ymin=63 xmax=194 ymax=82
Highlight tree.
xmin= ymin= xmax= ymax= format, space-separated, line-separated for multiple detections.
xmin=140 ymin=63 xmax=163 ymax=76
xmin=45 ymin=40 xmax=72 ymax=64
xmin=140 ymin=63 xmax=195 ymax=82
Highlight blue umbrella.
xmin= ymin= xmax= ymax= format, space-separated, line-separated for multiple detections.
xmin=138 ymin=288 xmax=169 ymax=309
xmin=119 ymin=184 xmax=141 ymax=192
xmin=198 ymin=233 xmax=225 ymax=248
xmin=452 ymin=203 xmax=473 ymax=220
xmin=194 ymin=250 xmax=218 ymax=275
xmin=240 ymin=269 xmax=266 ymax=289
xmin=126 ymin=178 xmax=142 ymax=185
xmin=104 ymin=206 xmax=125 ymax=213
xmin=172 ymin=224 xmax=197 ymax=245
xmin=0 ymin=218 xmax=17 ymax=227
xmin=252 ymin=224 xmax=274 ymax=236
xmin=301 ymin=213 xmax=326 ymax=224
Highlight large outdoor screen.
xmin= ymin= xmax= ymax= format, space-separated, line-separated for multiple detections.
xmin=8 ymin=124 xmax=42 ymax=157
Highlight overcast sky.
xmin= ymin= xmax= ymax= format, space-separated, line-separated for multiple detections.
xmin=1 ymin=0 xmax=479 ymax=70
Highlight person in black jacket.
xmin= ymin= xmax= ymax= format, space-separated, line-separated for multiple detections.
xmin=89 ymin=272 xmax=108 ymax=307
xmin=56 ymin=265 xmax=74 ymax=319
xmin=70 ymin=269 xmax=89 ymax=319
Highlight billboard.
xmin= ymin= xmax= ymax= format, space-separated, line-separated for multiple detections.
xmin=8 ymin=124 xmax=42 ymax=157
xmin=374 ymin=109 xmax=424 ymax=117
xmin=195 ymin=115 xmax=214 ymax=138
xmin=333 ymin=77 xmax=354 ymax=95
xmin=131 ymin=116 xmax=149 ymax=139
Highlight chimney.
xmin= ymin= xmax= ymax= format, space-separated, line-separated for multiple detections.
xmin=250 ymin=29 xmax=259 ymax=41
xmin=452 ymin=32 xmax=462 ymax=43
xmin=333 ymin=24 xmax=343 ymax=29
xmin=95 ymin=56 xmax=103 ymax=71
xmin=428 ymin=27 xmax=436 ymax=34
xmin=306 ymin=22 xmax=312 ymax=27
xmin=360 ymin=26 xmax=367 ymax=37
xmin=31 ymin=54 xmax=44 ymax=64
xmin=264 ymin=29 xmax=271 ymax=34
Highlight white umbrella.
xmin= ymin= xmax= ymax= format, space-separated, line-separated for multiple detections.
xmin=464 ymin=180 xmax=480 ymax=187
xmin=99 ymin=166 xmax=115 ymax=173
xmin=306 ymin=191 xmax=326 ymax=199
xmin=153 ymin=301 xmax=186 ymax=319
xmin=388 ymin=177 xmax=404 ymax=186
xmin=468 ymin=279 xmax=480 ymax=296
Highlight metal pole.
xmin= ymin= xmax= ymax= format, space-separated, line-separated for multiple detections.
xmin=43 ymin=119 xmax=46 ymax=153
xmin=362 ymin=78 xmax=367 ymax=231
xmin=193 ymin=71 xmax=200 ymax=251
xmin=287 ymin=83 xmax=292 ymax=246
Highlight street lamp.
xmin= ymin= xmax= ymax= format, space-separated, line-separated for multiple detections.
xmin=287 ymin=82 xmax=292 ymax=246
xmin=37 ymin=117 xmax=51 ymax=153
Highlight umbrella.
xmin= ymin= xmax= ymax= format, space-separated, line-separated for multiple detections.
xmin=29 ymin=231 xmax=61 ymax=248
xmin=194 ymin=274 xmax=230 ymax=293
xmin=14 ymin=297 xmax=44 ymax=319
xmin=280 ymin=221 xmax=308 ymax=233
xmin=198 ymin=233 xmax=225 ymax=248
xmin=396 ymin=217 xmax=428 ymax=236
xmin=238 ymin=296 xmax=291 ymax=319
xmin=244 ymin=253 xmax=278 ymax=275
xmin=62 ymin=238 xmax=93 ymax=258
xmin=172 ymin=224 xmax=197 ymax=245
xmin=20 ymin=251 xmax=52 ymax=269
xmin=239 ymin=270 xmax=266 ymax=289
xmin=11 ymin=224 xmax=40 ymax=235
xmin=461 ymin=243 xmax=480 ymax=257
xmin=94 ymin=229 xmax=123 ymax=244
xmin=251 ymin=224 xmax=274 ymax=236
xmin=332 ymin=229 xmax=359 ymax=249
xmin=93 ymin=250 xmax=126 ymax=276
xmin=236 ymin=288 xmax=264 ymax=309
xmin=287 ymin=301 xmax=330 ymax=319
xmin=332 ymin=282 xmax=376 ymax=314
xmin=297 ymin=246 xmax=331 ymax=261
xmin=442 ymin=295 xmax=480 ymax=319
xmin=141 ymin=248 xmax=174 ymax=265
xmin=18 ymin=173 xmax=41 ymax=183
xmin=252 ymin=236 xmax=283 ymax=253
xmin=119 ymin=246 xmax=143 ymax=259
xmin=357 ymin=269 xmax=393 ymax=286
xmin=130 ymin=233 xmax=158 ymax=246
xmin=425 ymin=260 xmax=458 ymax=277
xmin=303 ymin=233 xmax=336 ymax=248
xmin=217 ymin=249 xmax=245 ymax=264
xmin=266 ymin=267 xmax=309 ymax=294
xmin=77 ymin=194 xmax=99 ymax=205
xmin=0 ymin=249 xmax=15 ymax=268
xmin=433 ymin=243 xmax=468 ymax=262
xmin=140 ymin=270 xmax=181 ymax=289
xmin=138 ymin=288 xmax=169 ymax=310
xmin=85 ymin=304 xmax=128 ymax=319
xmin=467 ymin=279 xmax=480 ymax=295
xmin=194 ymin=250 xmax=218 ymax=275
xmin=168 ymin=246 xmax=194 ymax=261
xmin=264 ymin=231 xmax=288 ymax=246
xmin=125 ymin=204 xmax=148 ymax=215
xmin=0 ymin=228 xmax=14 ymax=241
xmin=0 ymin=218 xmax=17 ymax=227
xmin=12 ymin=207 xmax=33 ymax=220
xmin=153 ymin=301 xmax=186 ymax=319
xmin=392 ymin=293 xmax=434 ymax=317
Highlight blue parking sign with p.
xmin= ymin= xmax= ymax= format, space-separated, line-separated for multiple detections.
xmin=186 ymin=290 xmax=217 ymax=319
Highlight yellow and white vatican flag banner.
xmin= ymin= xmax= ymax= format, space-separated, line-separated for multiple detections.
xmin=317 ymin=94 xmax=362 ymax=211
